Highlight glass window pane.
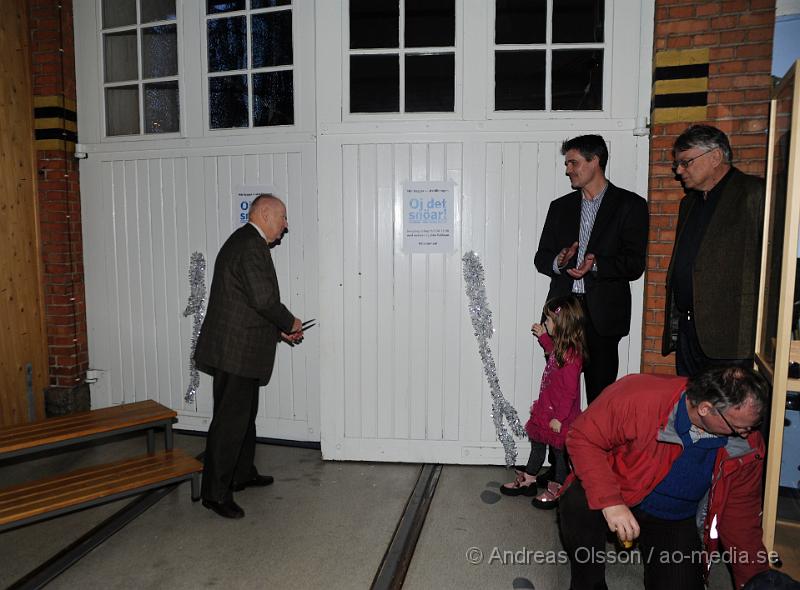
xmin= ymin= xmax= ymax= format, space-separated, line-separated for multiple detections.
xmin=103 ymin=0 xmax=136 ymax=28
xmin=553 ymin=0 xmax=604 ymax=43
xmin=495 ymin=0 xmax=546 ymax=44
xmin=209 ymin=75 xmax=248 ymax=128
xmin=142 ymin=25 xmax=178 ymax=79
xmin=207 ymin=16 xmax=247 ymax=73
xmin=252 ymin=0 xmax=291 ymax=7
xmin=253 ymin=70 xmax=294 ymax=126
xmin=103 ymin=31 xmax=138 ymax=83
xmin=141 ymin=0 xmax=177 ymax=23
xmin=405 ymin=0 xmax=454 ymax=48
xmin=495 ymin=50 xmax=545 ymax=110
xmin=552 ymin=49 xmax=603 ymax=110
xmin=207 ymin=0 xmax=245 ymax=14
xmin=144 ymin=81 xmax=180 ymax=133
xmin=252 ymin=11 xmax=293 ymax=68
xmin=105 ymin=86 xmax=140 ymax=135
xmin=350 ymin=55 xmax=399 ymax=113
xmin=349 ymin=0 xmax=399 ymax=49
xmin=405 ymin=53 xmax=454 ymax=112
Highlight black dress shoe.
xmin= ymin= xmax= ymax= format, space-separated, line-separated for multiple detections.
xmin=232 ymin=474 xmax=274 ymax=491
xmin=202 ymin=498 xmax=245 ymax=519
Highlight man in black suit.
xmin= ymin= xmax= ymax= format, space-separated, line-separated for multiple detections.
xmin=195 ymin=194 xmax=303 ymax=519
xmin=535 ymin=135 xmax=649 ymax=404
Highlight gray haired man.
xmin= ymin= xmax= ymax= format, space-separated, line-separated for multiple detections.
xmin=662 ymin=125 xmax=766 ymax=376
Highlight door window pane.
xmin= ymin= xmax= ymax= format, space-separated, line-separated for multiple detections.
xmin=141 ymin=0 xmax=176 ymax=23
xmin=144 ymin=81 xmax=180 ymax=133
xmin=207 ymin=0 xmax=245 ymax=14
xmin=104 ymin=31 xmax=138 ymax=83
xmin=553 ymin=0 xmax=604 ymax=43
xmin=103 ymin=0 xmax=136 ymax=28
xmin=102 ymin=0 xmax=181 ymax=136
xmin=142 ymin=25 xmax=178 ymax=78
xmin=252 ymin=11 xmax=293 ymax=68
xmin=405 ymin=54 xmax=454 ymax=112
xmin=552 ymin=49 xmax=602 ymax=110
xmin=495 ymin=0 xmax=546 ymax=44
xmin=253 ymin=70 xmax=294 ymax=126
xmin=405 ymin=0 xmax=455 ymax=48
xmin=495 ymin=50 xmax=545 ymax=110
xmin=350 ymin=0 xmax=399 ymax=49
xmin=209 ymin=75 xmax=249 ymax=128
xmin=252 ymin=0 xmax=291 ymax=7
xmin=106 ymin=86 xmax=140 ymax=135
xmin=208 ymin=16 xmax=247 ymax=72
xmin=350 ymin=55 xmax=399 ymax=113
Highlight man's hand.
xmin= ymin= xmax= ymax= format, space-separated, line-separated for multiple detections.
xmin=557 ymin=241 xmax=579 ymax=269
xmin=281 ymin=317 xmax=304 ymax=345
xmin=601 ymin=504 xmax=640 ymax=542
xmin=566 ymin=253 xmax=596 ymax=279
xmin=549 ymin=418 xmax=562 ymax=433
xmin=531 ymin=323 xmax=546 ymax=337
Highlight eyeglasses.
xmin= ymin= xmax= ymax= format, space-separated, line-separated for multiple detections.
xmin=672 ymin=148 xmax=716 ymax=170
xmin=715 ymin=408 xmax=761 ymax=438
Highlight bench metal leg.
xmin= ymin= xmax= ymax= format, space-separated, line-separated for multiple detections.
xmin=146 ymin=429 xmax=155 ymax=455
xmin=191 ymin=472 xmax=200 ymax=501
xmin=165 ymin=422 xmax=174 ymax=450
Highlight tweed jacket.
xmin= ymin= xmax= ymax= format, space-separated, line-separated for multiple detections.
xmin=662 ymin=168 xmax=766 ymax=359
xmin=195 ymin=223 xmax=295 ymax=382
xmin=534 ymin=182 xmax=649 ymax=337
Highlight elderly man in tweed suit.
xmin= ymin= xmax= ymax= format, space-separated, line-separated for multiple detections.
xmin=195 ymin=194 xmax=303 ymax=519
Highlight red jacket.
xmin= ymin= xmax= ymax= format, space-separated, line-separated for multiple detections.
xmin=525 ymin=333 xmax=582 ymax=449
xmin=565 ymin=374 xmax=768 ymax=588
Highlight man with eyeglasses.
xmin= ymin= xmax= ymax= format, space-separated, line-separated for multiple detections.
xmin=559 ymin=365 xmax=771 ymax=590
xmin=662 ymin=125 xmax=766 ymax=376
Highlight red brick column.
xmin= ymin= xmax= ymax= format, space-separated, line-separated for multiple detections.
xmin=642 ymin=0 xmax=775 ymax=374
xmin=29 ymin=0 xmax=89 ymax=408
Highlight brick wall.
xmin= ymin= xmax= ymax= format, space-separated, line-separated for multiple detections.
xmin=642 ymin=0 xmax=776 ymax=374
xmin=28 ymin=0 xmax=88 ymax=393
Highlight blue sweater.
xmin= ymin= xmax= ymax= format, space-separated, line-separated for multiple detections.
xmin=638 ymin=395 xmax=727 ymax=520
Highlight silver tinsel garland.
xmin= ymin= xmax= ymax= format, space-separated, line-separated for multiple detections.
xmin=462 ymin=251 xmax=526 ymax=466
xmin=183 ymin=252 xmax=206 ymax=404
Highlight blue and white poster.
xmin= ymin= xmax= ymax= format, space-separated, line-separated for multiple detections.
xmin=233 ymin=184 xmax=275 ymax=229
xmin=402 ymin=181 xmax=455 ymax=254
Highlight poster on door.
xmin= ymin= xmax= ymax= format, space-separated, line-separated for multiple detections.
xmin=402 ymin=181 xmax=454 ymax=254
xmin=233 ymin=185 xmax=275 ymax=229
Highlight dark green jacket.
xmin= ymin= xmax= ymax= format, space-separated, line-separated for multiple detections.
xmin=662 ymin=168 xmax=766 ymax=359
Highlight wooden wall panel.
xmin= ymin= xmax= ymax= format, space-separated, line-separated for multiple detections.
xmin=0 ymin=0 xmax=48 ymax=426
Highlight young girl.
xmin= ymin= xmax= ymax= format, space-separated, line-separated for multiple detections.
xmin=500 ymin=295 xmax=586 ymax=509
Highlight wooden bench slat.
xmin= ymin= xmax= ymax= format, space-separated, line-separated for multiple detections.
xmin=0 ymin=401 xmax=168 ymax=437
xmin=0 ymin=453 xmax=195 ymax=508
xmin=0 ymin=449 xmax=202 ymax=526
xmin=0 ymin=401 xmax=172 ymax=439
xmin=0 ymin=401 xmax=176 ymax=456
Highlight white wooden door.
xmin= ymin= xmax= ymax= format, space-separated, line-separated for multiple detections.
xmin=316 ymin=0 xmax=654 ymax=463
xmin=74 ymin=0 xmax=320 ymax=441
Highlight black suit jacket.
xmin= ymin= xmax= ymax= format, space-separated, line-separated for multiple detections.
xmin=195 ymin=223 xmax=295 ymax=382
xmin=534 ymin=182 xmax=649 ymax=337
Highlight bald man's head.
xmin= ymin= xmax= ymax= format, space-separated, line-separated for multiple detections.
xmin=250 ymin=194 xmax=287 ymax=243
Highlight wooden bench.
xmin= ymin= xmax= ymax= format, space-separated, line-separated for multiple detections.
xmin=0 ymin=448 xmax=201 ymax=532
xmin=0 ymin=400 xmax=203 ymax=533
xmin=0 ymin=400 xmax=177 ymax=459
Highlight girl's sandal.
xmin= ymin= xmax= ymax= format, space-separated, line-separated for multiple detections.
xmin=500 ymin=475 xmax=538 ymax=496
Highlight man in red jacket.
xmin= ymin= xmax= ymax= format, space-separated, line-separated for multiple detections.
xmin=559 ymin=366 xmax=771 ymax=590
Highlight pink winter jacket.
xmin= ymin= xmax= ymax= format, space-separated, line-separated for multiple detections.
xmin=524 ymin=333 xmax=582 ymax=449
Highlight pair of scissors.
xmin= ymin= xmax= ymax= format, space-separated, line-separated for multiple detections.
xmin=293 ymin=318 xmax=316 ymax=334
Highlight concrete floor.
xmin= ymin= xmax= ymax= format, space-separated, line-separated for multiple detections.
xmin=0 ymin=434 xmax=738 ymax=589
